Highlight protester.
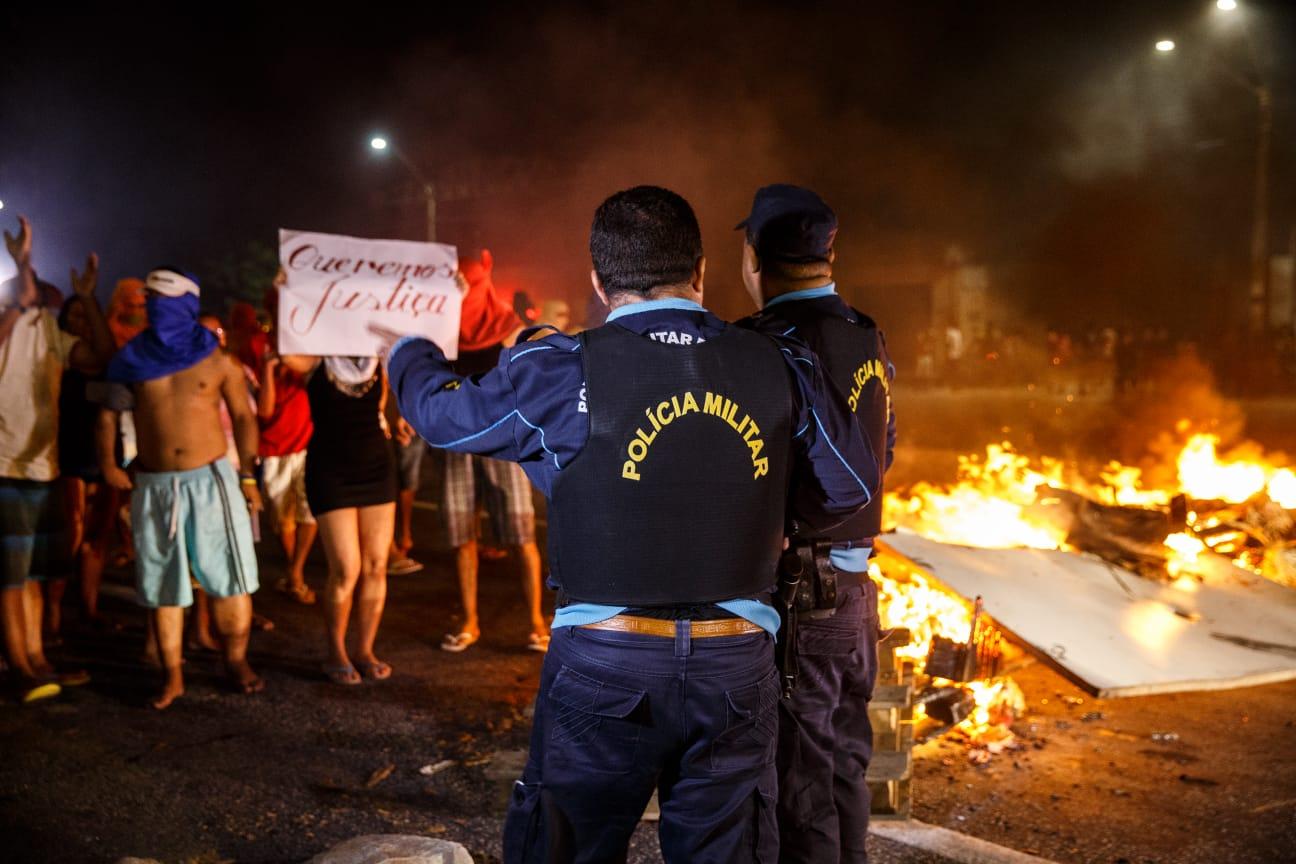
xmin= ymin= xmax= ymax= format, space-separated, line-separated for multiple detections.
xmin=277 ymin=352 xmax=398 ymax=684
xmin=105 ymin=277 xmax=147 ymax=349
xmin=255 ymin=281 xmax=318 ymax=604
xmin=1 ymin=216 xmax=111 ymax=702
xmin=434 ymin=250 xmax=547 ymax=654
xmin=100 ymin=268 xmax=263 ymax=709
xmin=53 ymin=295 xmax=121 ymax=634
xmin=387 ymin=414 xmax=425 ymax=577
xmin=385 ymin=186 xmax=877 ymax=861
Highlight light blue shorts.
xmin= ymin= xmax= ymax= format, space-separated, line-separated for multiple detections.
xmin=131 ymin=458 xmax=259 ymax=608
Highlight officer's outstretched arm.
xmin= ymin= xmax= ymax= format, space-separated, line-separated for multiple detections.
xmin=387 ymin=337 xmax=524 ymax=461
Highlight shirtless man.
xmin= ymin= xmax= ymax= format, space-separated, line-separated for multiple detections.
xmin=98 ymin=268 xmax=263 ymax=709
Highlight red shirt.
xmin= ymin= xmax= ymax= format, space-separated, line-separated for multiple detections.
xmin=258 ymin=364 xmax=313 ymax=457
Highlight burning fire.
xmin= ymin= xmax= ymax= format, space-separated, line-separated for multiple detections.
xmin=876 ymin=429 xmax=1294 ymax=746
xmin=882 ymin=444 xmax=1066 ymax=550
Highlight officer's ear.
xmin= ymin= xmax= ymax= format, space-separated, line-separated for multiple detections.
xmin=590 ymin=270 xmax=611 ymax=308
xmin=827 ymin=248 xmax=836 ymax=265
xmin=690 ymin=256 xmax=706 ymax=302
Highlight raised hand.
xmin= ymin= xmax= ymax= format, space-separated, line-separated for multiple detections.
xmin=3 ymin=216 xmax=32 ymax=267
xmin=71 ymin=253 xmax=99 ymax=298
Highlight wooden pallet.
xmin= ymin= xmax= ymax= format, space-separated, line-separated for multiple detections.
xmin=869 ymin=627 xmax=915 ymax=819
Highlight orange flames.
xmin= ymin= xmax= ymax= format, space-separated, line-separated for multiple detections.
xmin=876 ymin=429 xmax=1294 ymax=742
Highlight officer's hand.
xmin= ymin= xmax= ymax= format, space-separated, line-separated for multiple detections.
xmin=367 ymin=322 xmax=405 ymax=358
xmin=395 ymin=418 xmax=414 ymax=446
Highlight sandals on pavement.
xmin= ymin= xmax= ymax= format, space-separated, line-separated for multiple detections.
xmin=388 ymin=556 xmax=424 ymax=576
xmin=441 ymin=631 xmax=480 ymax=653
xmin=275 ymin=577 xmax=316 ymax=605
xmin=527 ymin=633 xmax=550 ymax=653
xmin=355 ymin=659 xmax=392 ymax=680
xmin=323 ymin=663 xmax=362 ymax=686
xmin=21 ymin=681 xmax=61 ymax=704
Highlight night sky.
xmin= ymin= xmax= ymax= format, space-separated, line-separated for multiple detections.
xmin=1 ymin=1 xmax=1292 ymax=334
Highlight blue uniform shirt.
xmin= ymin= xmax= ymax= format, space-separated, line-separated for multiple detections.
xmin=388 ymin=297 xmax=879 ymax=632
xmin=758 ymin=283 xmax=897 ymax=574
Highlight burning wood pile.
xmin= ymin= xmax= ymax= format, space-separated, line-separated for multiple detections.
xmin=872 ymin=429 xmax=1296 ymax=757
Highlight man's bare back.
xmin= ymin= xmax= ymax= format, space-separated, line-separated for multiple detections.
xmin=132 ymin=350 xmax=247 ymax=472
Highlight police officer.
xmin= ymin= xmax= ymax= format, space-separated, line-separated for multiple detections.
xmin=736 ymin=185 xmax=896 ymax=864
xmin=384 ymin=185 xmax=878 ymax=863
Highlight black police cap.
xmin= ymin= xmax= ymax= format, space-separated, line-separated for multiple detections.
xmin=735 ymin=184 xmax=838 ymax=263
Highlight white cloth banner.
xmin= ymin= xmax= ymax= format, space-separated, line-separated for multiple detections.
xmin=277 ymin=229 xmax=461 ymax=358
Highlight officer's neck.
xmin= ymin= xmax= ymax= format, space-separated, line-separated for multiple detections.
xmin=607 ymin=285 xmax=703 ymax=312
xmin=762 ymin=275 xmax=833 ymax=305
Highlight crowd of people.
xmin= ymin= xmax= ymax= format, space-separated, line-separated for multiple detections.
xmin=3 ymin=181 xmax=896 ymax=863
xmin=0 ymin=216 xmax=548 ymax=708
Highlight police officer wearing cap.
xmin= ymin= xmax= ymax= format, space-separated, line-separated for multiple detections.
xmin=736 ymin=185 xmax=896 ymax=864
xmin=386 ymin=185 xmax=879 ymax=863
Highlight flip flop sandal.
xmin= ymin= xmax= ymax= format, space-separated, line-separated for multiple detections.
xmin=322 ymin=663 xmax=362 ymax=685
xmin=527 ymin=633 xmax=550 ymax=653
xmin=53 ymin=669 xmax=91 ymax=687
xmin=441 ymin=631 xmax=480 ymax=653
xmin=388 ymin=557 xmax=425 ymax=576
xmin=355 ymin=660 xmax=392 ymax=680
xmin=22 ymin=682 xmax=61 ymax=703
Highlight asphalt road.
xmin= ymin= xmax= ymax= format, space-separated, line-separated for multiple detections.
xmin=3 ymin=388 xmax=1294 ymax=863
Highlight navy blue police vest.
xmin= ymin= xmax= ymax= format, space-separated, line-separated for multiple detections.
xmin=549 ymin=322 xmax=794 ymax=606
xmin=750 ymin=301 xmax=889 ymax=541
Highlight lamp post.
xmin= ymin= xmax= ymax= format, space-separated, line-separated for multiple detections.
xmin=369 ymin=135 xmax=438 ymax=243
xmin=1157 ymin=1 xmax=1274 ymax=333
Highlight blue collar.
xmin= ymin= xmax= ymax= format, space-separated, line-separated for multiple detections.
xmin=764 ymin=283 xmax=837 ymax=309
xmin=605 ymin=297 xmax=707 ymax=322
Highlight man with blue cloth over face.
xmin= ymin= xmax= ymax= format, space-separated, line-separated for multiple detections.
xmin=736 ymin=185 xmax=897 ymax=864
xmin=100 ymin=268 xmax=264 ymax=709
xmin=384 ymin=185 xmax=878 ymax=863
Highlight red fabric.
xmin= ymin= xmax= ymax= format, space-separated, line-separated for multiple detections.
xmin=458 ymin=249 xmax=520 ymax=352
xmin=258 ymin=364 xmax=314 ymax=457
xmin=229 ymin=302 xmax=264 ymax=369
xmin=107 ymin=278 xmax=148 ymax=349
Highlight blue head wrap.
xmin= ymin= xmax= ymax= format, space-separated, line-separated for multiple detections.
xmin=106 ymin=271 xmax=220 ymax=383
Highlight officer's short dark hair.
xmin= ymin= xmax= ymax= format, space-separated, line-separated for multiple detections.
xmin=590 ymin=186 xmax=703 ymax=298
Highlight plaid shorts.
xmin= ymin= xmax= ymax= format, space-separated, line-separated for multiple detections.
xmin=441 ymin=452 xmax=536 ymax=547
xmin=0 ymin=478 xmax=68 ymax=587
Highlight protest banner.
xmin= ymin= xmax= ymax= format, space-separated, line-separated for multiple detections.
xmin=277 ymin=229 xmax=461 ymax=357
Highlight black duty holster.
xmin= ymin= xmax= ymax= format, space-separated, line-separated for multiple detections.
xmin=774 ymin=540 xmax=836 ymax=698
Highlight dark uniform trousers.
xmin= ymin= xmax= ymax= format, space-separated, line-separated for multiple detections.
xmin=776 ymin=581 xmax=880 ymax=864
xmin=503 ymin=623 xmax=780 ymax=863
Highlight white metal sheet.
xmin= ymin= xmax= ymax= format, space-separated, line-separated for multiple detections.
xmin=879 ymin=531 xmax=1296 ymax=697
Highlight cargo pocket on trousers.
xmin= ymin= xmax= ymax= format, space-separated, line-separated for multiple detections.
xmin=503 ymin=780 xmax=544 ymax=864
xmin=711 ymin=667 xmax=780 ymax=771
xmin=549 ymin=665 xmax=646 ymax=773
xmin=753 ymin=777 xmax=778 ymax=863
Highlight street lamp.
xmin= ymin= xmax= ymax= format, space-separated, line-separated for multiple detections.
xmin=368 ymin=134 xmax=436 ymax=242
xmin=1155 ymin=2 xmax=1272 ymax=334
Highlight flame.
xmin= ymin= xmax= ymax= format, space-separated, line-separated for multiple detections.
xmin=883 ymin=444 xmax=1067 ymax=549
xmin=1269 ymin=469 xmax=1296 ymax=510
xmin=877 ymin=428 xmax=1294 ymax=747
xmin=1163 ymin=531 xmax=1206 ymax=577
xmin=1177 ymin=435 xmax=1269 ymax=503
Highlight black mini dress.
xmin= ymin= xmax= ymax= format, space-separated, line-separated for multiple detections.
xmin=303 ymin=364 xmax=396 ymax=515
